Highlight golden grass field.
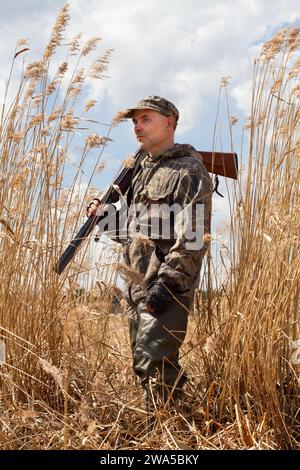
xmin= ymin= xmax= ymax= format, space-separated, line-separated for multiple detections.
xmin=0 ymin=4 xmax=299 ymax=449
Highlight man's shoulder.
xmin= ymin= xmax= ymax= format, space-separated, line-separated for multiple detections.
xmin=165 ymin=144 xmax=209 ymax=174
xmin=166 ymin=143 xmax=198 ymax=159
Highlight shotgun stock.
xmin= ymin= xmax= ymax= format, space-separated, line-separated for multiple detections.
xmin=198 ymin=151 xmax=238 ymax=179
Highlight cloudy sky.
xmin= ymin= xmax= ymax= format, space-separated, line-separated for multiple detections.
xmin=0 ymin=0 xmax=299 ymax=238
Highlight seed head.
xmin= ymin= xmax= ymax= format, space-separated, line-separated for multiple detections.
xmin=86 ymin=133 xmax=112 ymax=148
xmin=230 ymin=115 xmax=238 ymax=126
xmin=60 ymin=112 xmax=79 ymax=130
xmin=84 ymin=100 xmax=97 ymax=113
xmin=69 ymin=33 xmax=82 ymax=55
xmin=82 ymin=37 xmax=101 ymax=56
xmin=24 ymin=61 xmax=45 ymax=80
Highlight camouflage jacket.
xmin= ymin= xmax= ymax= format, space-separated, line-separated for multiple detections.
xmin=121 ymin=143 xmax=212 ymax=311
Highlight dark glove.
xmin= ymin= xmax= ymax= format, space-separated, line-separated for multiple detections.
xmin=145 ymin=282 xmax=174 ymax=315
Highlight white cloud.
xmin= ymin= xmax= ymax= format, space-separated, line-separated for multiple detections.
xmin=231 ymin=80 xmax=253 ymax=115
xmin=1 ymin=0 xmax=299 ymax=133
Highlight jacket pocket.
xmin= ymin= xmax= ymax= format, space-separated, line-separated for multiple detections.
xmin=141 ymin=169 xmax=179 ymax=201
xmin=124 ymin=283 xmax=146 ymax=308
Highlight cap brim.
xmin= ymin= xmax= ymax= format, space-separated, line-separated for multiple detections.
xmin=120 ymin=107 xmax=140 ymax=118
xmin=120 ymin=105 xmax=171 ymax=119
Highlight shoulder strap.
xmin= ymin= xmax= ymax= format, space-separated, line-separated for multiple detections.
xmin=126 ymin=149 xmax=148 ymax=207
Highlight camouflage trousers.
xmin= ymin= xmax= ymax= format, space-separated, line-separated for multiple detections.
xmin=128 ymin=295 xmax=191 ymax=410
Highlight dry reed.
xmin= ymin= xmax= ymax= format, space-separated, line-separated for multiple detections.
xmin=0 ymin=7 xmax=299 ymax=449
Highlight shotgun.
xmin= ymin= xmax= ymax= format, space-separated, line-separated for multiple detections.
xmin=54 ymin=149 xmax=238 ymax=274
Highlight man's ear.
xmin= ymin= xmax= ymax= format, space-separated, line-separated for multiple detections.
xmin=166 ymin=115 xmax=175 ymax=129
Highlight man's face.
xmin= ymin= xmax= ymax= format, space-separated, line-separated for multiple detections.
xmin=132 ymin=109 xmax=173 ymax=154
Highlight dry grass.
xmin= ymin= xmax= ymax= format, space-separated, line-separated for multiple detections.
xmin=0 ymin=6 xmax=299 ymax=449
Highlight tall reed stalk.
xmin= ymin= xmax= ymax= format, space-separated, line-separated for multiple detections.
xmin=0 ymin=3 xmax=115 ymax=406
xmin=197 ymin=27 xmax=300 ymax=449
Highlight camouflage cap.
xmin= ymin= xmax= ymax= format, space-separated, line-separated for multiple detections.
xmin=120 ymin=95 xmax=179 ymax=123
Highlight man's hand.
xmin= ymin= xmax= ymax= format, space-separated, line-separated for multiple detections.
xmin=145 ymin=282 xmax=174 ymax=315
xmin=86 ymin=198 xmax=101 ymax=216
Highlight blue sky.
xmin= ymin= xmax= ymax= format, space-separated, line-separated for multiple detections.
xmin=1 ymin=0 xmax=299 ymax=276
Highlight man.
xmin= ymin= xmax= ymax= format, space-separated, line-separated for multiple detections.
xmin=88 ymin=96 xmax=212 ymax=418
